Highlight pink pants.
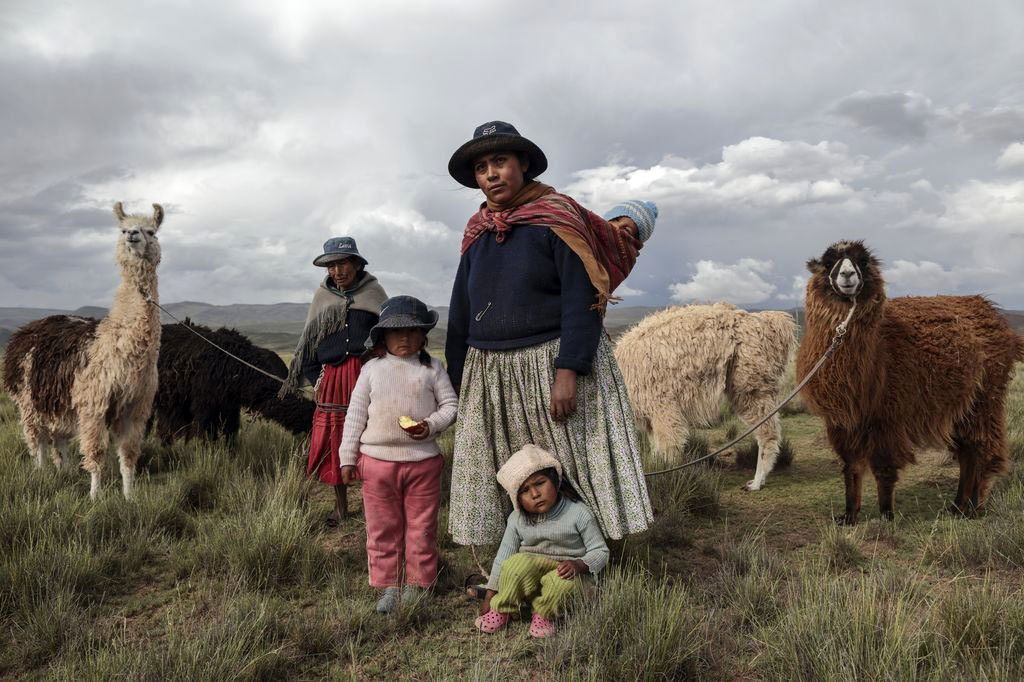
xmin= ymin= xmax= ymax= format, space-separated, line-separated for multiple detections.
xmin=357 ymin=453 xmax=444 ymax=588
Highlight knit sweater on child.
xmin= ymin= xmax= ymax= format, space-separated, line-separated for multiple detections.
xmin=338 ymin=353 xmax=458 ymax=467
xmin=486 ymin=497 xmax=609 ymax=591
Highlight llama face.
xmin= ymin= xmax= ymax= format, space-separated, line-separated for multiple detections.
xmin=806 ymin=240 xmax=882 ymax=302
xmin=114 ymin=202 xmax=163 ymax=266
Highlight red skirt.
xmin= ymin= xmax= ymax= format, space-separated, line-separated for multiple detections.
xmin=307 ymin=356 xmax=362 ymax=485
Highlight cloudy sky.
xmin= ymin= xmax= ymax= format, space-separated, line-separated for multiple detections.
xmin=2 ymin=0 xmax=1023 ymax=310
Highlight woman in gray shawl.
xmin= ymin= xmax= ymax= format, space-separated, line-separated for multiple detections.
xmin=282 ymin=237 xmax=388 ymax=526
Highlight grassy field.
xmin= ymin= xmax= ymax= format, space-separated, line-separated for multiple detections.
xmin=0 ymin=360 xmax=1022 ymax=680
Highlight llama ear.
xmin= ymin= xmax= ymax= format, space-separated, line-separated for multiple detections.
xmin=152 ymin=204 xmax=164 ymax=228
xmin=113 ymin=202 xmax=126 ymax=221
xmin=806 ymin=258 xmax=824 ymax=274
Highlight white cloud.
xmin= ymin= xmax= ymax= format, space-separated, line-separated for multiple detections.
xmin=933 ymin=180 xmax=1024 ymax=236
xmin=835 ymin=91 xmax=1024 ymax=144
xmin=11 ymin=6 xmax=98 ymax=61
xmin=328 ymin=206 xmax=461 ymax=306
xmin=882 ymin=260 xmax=1004 ymax=297
xmin=564 ymin=137 xmax=866 ymax=213
xmin=777 ymin=275 xmax=809 ymax=302
xmin=669 ymin=259 xmax=777 ymax=305
xmin=2 ymin=2 xmax=1024 ymax=311
xmin=997 ymin=142 xmax=1024 ymax=171
xmin=616 ymin=283 xmax=645 ymax=297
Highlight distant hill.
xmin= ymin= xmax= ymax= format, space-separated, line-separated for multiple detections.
xmin=1 ymin=302 xmax=1021 ymax=351
xmin=1005 ymin=310 xmax=1024 ymax=334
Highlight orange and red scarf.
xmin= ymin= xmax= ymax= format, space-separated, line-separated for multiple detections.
xmin=461 ymin=182 xmax=641 ymax=315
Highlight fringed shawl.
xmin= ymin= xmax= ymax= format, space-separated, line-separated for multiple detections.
xmin=461 ymin=181 xmax=642 ymax=315
xmin=279 ymin=273 xmax=388 ymax=397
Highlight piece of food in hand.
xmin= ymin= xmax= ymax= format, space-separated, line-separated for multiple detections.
xmin=398 ymin=415 xmax=420 ymax=431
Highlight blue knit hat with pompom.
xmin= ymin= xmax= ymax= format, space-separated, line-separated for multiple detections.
xmin=604 ymin=200 xmax=658 ymax=243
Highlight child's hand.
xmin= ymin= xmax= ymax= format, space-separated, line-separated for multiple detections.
xmin=479 ymin=589 xmax=497 ymax=615
xmin=406 ymin=420 xmax=430 ymax=440
xmin=340 ymin=465 xmax=357 ymax=485
xmin=550 ymin=369 xmax=578 ymax=422
xmin=556 ymin=559 xmax=589 ymax=580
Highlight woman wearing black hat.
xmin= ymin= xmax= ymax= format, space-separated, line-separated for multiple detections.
xmin=281 ymin=237 xmax=388 ymax=526
xmin=445 ymin=121 xmax=655 ymax=546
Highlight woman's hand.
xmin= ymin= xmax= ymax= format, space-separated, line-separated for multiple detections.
xmin=479 ymin=589 xmax=497 ymax=615
xmin=550 ymin=368 xmax=578 ymax=422
xmin=406 ymin=421 xmax=431 ymax=440
xmin=340 ymin=465 xmax=357 ymax=485
xmin=556 ymin=559 xmax=589 ymax=580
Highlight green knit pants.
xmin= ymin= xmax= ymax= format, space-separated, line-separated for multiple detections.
xmin=489 ymin=553 xmax=581 ymax=620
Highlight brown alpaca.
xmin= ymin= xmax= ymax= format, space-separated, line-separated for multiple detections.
xmin=797 ymin=240 xmax=1023 ymax=524
xmin=2 ymin=202 xmax=163 ymax=499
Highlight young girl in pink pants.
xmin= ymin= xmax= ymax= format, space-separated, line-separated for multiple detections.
xmin=338 ymin=296 xmax=458 ymax=613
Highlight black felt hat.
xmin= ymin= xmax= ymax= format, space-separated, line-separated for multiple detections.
xmin=367 ymin=296 xmax=439 ymax=347
xmin=447 ymin=121 xmax=548 ymax=188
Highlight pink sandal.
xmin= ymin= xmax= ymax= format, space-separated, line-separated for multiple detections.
xmin=529 ymin=612 xmax=556 ymax=638
xmin=474 ymin=609 xmax=510 ymax=634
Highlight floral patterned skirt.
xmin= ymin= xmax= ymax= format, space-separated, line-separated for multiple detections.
xmin=448 ymin=336 xmax=653 ymax=545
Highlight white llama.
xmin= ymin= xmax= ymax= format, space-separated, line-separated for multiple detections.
xmin=614 ymin=303 xmax=797 ymax=491
xmin=2 ymin=202 xmax=164 ymax=498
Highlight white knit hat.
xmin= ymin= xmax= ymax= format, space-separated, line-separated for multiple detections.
xmin=496 ymin=444 xmax=562 ymax=510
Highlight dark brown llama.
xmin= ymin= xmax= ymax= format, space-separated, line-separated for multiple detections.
xmin=154 ymin=323 xmax=314 ymax=443
xmin=797 ymin=240 xmax=1023 ymax=524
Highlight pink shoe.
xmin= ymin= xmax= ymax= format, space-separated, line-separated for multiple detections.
xmin=529 ymin=612 xmax=556 ymax=638
xmin=474 ymin=609 xmax=510 ymax=634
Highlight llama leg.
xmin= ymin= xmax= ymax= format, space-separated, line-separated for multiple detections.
xmin=54 ymin=438 xmax=72 ymax=469
xmin=739 ymin=400 xmax=781 ymax=491
xmin=38 ymin=442 xmax=54 ymax=469
xmin=649 ymin=412 xmax=687 ymax=463
xmin=46 ymin=439 xmax=63 ymax=468
xmin=951 ymin=437 xmax=971 ymax=513
xmin=950 ymin=435 xmax=981 ymax=516
xmin=114 ymin=419 xmax=146 ymax=500
xmin=968 ymin=388 xmax=1010 ymax=514
xmin=827 ymin=426 xmax=865 ymax=524
xmin=78 ymin=414 xmax=109 ymax=500
xmin=21 ymin=422 xmax=45 ymax=469
xmin=951 ymin=385 xmax=1009 ymax=516
xmin=224 ymin=407 xmax=241 ymax=444
xmin=840 ymin=458 xmax=867 ymax=525
xmin=870 ymin=458 xmax=900 ymax=521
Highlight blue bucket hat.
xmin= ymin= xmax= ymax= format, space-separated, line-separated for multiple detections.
xmin=313 ymin=236 xmax=367 ymax=267
xmin=448 ymin=121 xmax=548 ymax=188
xmin=367 ymin=296 xmax=439 ymax=347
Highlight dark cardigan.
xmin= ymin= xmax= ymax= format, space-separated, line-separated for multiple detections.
xmin=300 ymin=276 xmax=380 ymax=385
xmin=445 ymin=224 xmax=602 ymax=389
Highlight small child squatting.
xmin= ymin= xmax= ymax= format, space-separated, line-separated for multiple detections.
xmin=476 ymin=444 xmax=609 ymax=638
xmin=338 ymin=296 xmax=457 ymax=614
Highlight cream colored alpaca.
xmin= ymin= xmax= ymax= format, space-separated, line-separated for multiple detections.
xmin=614 ymin=303 xmax=796 ymax=491
xmin=2 ymin=202 xmax=163 ymax=499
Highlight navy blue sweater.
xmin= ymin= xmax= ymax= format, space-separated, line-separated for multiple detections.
xmin=445 ymin=225 xmax=603 ymax=389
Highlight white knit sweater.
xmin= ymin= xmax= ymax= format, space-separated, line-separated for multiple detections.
xmin=338 ymin=353 xmax=458 ymax=467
